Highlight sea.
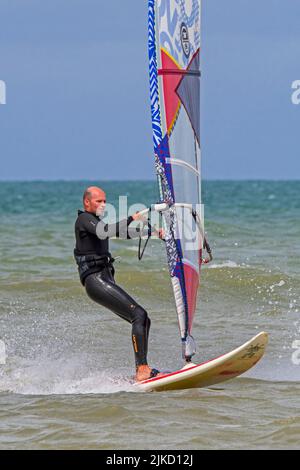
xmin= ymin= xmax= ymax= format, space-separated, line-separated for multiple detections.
xmin=0 ymin=180 xmax=299 ymax=450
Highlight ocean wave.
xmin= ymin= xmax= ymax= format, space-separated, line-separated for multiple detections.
xmin=208 ymin=261 xmax=245 ymax=269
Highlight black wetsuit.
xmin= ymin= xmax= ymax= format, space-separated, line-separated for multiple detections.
xmin=74 ymin=210 xmax=150 ymax=367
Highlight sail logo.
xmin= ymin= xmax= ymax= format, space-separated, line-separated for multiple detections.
xmin=291 ymin=80 xmax=300 ymax=105
xmin=158 ymin=0 xmax=199 ymax=65
xmin=180 ymin=23 xmax=190 ymax=58
xmin=0 ymin=80 xmax=6 ymax=105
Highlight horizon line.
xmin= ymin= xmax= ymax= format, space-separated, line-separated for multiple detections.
xmin=0 ymin=178 xmax=299 ymax=183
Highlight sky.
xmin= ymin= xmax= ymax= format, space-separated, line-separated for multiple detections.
xmin=0 ymin=0 xmax=299 ymax=180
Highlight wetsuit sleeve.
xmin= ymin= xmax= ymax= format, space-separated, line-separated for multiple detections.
xmin=96 ymin=216 xmax=134 ymax=240
xmin=80 ymin=213 xmax=152 ymax=240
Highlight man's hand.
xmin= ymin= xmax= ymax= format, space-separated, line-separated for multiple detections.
xmin=131 ymin=211 xmax=147 ymax=222
xmin=153 ymin=226 xmax=165 ymax=240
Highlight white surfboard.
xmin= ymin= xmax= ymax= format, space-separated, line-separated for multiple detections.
xmin=136 ymin=332 xmax=268 ymax=392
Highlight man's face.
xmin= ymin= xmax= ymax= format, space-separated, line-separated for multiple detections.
xmin=85 ymin=189 xmax=106 ymax=216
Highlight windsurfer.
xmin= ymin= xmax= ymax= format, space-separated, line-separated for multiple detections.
xmin=74 ymin=186 xmax=163 ymax=382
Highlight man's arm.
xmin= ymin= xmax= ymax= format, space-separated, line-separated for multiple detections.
xmin=80 ymin=212 xmax=163 ymax=240
xmin=96 ymin=216 xmax=134 ymax=239
xmin=97 ymin=211 xmax=150 ymax=240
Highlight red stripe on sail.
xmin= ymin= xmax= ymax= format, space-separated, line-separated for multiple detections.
xmin=160 ymin=50 xmax=182 ymax=133
xmin=183 ymin=263 xmax=199 ymax=334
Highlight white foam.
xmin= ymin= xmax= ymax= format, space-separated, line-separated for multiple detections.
xmin=269 ymin=280 xmax=286 ymax=290
xmin=208 ymin=261 xmax=241 ymax=269
xmin=0 ymin=357 xmax=136 ymax=395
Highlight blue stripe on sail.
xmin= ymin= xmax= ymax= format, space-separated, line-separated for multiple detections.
xmin=154 ymin=134 xmax=175 ymax=203
xmin=174 ymin=234 xmax=189 ymax=338
xmin=148 ymin=0 xmax=163 ymax=149
xmin=174 ymin=259 xmax=188 ymax=336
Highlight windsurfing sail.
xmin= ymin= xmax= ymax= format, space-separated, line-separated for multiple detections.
xmin=148 ymin=0 xmax=203 ymax=361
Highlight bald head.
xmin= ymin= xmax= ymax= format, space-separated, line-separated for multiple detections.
xmin=83 ymin=186 xmax=106 ymax=216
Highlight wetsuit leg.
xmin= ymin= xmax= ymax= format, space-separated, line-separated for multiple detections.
xmin=84 ymin=268 xmax=150 ymax=366
xmin=145 ymin=316 xmax=151 ymax=359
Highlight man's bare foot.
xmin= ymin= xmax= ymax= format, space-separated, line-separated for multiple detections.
xmin=135 ymin=365 xmax=152 ymax=382
xmin=135 ymin=365 xmax=162 ymax=382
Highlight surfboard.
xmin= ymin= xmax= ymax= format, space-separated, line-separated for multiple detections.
xmin=136 ymin=332 xmax=268 ymax=392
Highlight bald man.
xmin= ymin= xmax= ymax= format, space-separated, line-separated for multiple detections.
xmin=74 ymin=186 xmax=161 ymax=382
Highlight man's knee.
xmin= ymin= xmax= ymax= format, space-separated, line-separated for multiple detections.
xmin=132 ymin=305 xmax=150 ymax=326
